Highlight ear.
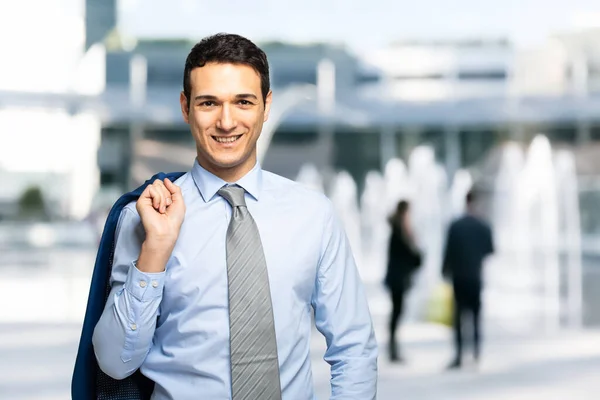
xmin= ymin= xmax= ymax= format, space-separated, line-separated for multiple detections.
xmin=263 ymin=91 xmax=273 ymax=123
xmin=180 ymin=91 xmax=190 ymax=124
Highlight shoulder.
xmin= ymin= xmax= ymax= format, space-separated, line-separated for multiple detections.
xmin=469 ymin=214 xmax=490 ymax=230
xmin=172 ymin=171 xmax=196 ymax=200
xmin=449 ymin=216 xmax=468 ymax=234
xmin=261 ymin=170 xmax=335 ymax=219
xmin=120 ymin=201 xmax=140 ymax=230
xmin=262 ymin=171 xmax=332 ymax=205
xmin=481 ymin=219 xmax=493 ymax=233
xmin=449 ymin=217 xmax=463 ymax=229
xmin=120 ymin=171 xmax=195 ymax=220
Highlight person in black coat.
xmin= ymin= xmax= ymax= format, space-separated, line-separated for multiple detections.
xmin=385 ymin=200 xmax=422 ymax=362
xmin=442 ymin=190 xmax=494 ymax=369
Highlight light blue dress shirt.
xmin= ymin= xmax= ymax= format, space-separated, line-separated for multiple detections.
xmin=92 ymin=160 xmax=378 ymax=399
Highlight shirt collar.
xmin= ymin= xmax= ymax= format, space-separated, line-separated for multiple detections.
xmin=191 ymin=158 xmax=263 ymax=203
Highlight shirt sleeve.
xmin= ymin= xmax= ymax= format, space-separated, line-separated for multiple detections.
xmin=311 ymin=200 xmax=378 ymax=399
xmin=92 ymin=206 xmax=167 ymax=380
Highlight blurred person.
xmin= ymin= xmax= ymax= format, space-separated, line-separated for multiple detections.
xmin=385 ymin=200 xmax=422 ymax=362
xmin=83 ymin=33 xmax=377 ymax=400
xmin=442 ymin=190 xmax=494 ymax=369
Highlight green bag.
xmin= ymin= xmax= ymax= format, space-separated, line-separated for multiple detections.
xmin=426 ymin=282 xmax=454 ymax=327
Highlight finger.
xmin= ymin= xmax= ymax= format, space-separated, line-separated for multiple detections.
xmin=148 ymin=187 xmax=160 ymax=210
xmin=139 ymin=185 xmax=152 ymax=201
xmin=136 ymin=186 xmax=153 ymax=213
xmin=153 ymin=180 xmax=172 ymax=212
xmin=156 ymin=184 xmax=167 ymax=213
xmin=148 ymin=186 xmax=162 ymax=210
xmin=153 ymin=179 xmax=170 ymax=194
xmin=151 ymin=184 xmax=165 ymax=213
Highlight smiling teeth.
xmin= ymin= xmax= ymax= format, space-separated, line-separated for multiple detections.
xmin=215 ymin=136 xmax=240 ymax=143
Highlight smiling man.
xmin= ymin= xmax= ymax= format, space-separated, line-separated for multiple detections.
xmin=91 ymin=33 xmax=378 ymax=400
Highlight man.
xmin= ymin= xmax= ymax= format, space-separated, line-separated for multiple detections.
xmin=92 ymin=33 xmax=378 ymax=399
xmin=442 ymin=190 xmax=494 ymax=369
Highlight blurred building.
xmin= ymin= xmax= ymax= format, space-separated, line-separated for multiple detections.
xmin=0 ymin=0 xmax=99 ymax=221
xmin=85 ymin=0 xmax=117 ymax=50
xmin=94 ymin=34 xmax=600 ymax=188
xmin=3 ymin=1 xmax=600 ymax=222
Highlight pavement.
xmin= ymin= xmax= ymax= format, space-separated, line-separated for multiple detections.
xmin=2 ymin=312 xmax=600 ymax=399
xmin=2 ymin=245 xmax=600 ymax=399
xmin=314 ymin=322 xmax=600 ymax=399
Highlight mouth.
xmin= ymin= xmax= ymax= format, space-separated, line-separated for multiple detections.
xmin=212 ymin=135 xmax=242 ymax=144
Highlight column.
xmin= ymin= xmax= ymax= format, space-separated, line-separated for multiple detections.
xmin=379 ymin=125 xmax=397 ymax=172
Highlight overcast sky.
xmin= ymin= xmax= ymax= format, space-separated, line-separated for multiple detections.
xmin=118 ymin=0 xmax=600 ymax=50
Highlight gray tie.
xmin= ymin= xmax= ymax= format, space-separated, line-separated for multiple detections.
xmin=218 ymin=185 xmax=282 ymax=400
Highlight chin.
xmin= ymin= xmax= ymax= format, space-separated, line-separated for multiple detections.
xmin=215 ymin=160 xmax=244 ymax=170
xmin=212 ymin=155 xmax=247 ymax=169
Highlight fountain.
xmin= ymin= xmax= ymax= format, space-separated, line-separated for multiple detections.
xmin=488 ymin=141 xmax=537 ymax=332
xmin=555 ymin=150 xmax=582 ymax=328
xmin=295 ymin=163 xmax=325 ymax=193
xmin=383 ymin=158 xmax=411 ymax=215
xmin=295 ymin=134 xmax=581 ymax=333
xmin=526 ymin=136 xmax=561 ymax=331
xmin=449 ymin=169 xmax=473 ymax=218
xmin=360 ymin=171 xmax=388 ymax=284
xmin=485 ymin=135 xmax=582 ymax=332
xmin=403 ymin=146 xmax=449 ymax=320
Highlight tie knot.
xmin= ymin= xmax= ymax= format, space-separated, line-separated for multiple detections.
xmin=218 ymin=185 xmax=247 ymax=208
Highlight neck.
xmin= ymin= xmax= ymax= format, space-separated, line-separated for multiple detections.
xmin=198 ymin=155 xmax=257 ymax=183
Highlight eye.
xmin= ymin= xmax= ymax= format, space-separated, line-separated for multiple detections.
xmin=238 ymin=99 xmax=254 ymax=106
xmin=200 ymin=101 xmax=216 ymax=107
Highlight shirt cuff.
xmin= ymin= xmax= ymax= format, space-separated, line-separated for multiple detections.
xmin=124 ymin=261 xmax=166 ymax=302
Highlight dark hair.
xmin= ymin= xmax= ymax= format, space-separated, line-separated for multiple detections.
xmin=389 ymin=200 xmax=410 ymax=227
xmin=396 ymin=200 xmax=410 ymax=216
xmin=466 ymin=190 xmax=475 ymax=205
xmin=183 ymin=33 xmax=270 ymax=108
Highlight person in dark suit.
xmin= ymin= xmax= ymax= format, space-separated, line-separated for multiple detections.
xmin=442 ymin=190 xmax=494 ymax=369
xmin=385 ymin=200 xmax=422 ymax=362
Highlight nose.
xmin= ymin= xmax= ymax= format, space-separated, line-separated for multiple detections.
xmin=216 ymin=103 xmax=237 ymax=132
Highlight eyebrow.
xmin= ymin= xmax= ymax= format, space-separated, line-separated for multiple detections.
xmin=194 ymin=94 xmax=258 ymax=101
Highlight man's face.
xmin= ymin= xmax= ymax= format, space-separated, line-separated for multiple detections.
xmin=180 ymin=62 xmax=271 ymax=181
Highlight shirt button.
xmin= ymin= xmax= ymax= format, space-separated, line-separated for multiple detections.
xmin=139 ymin=281 xmax=147 ymax=288
xmin=131 ymin=323 xmax=137 ymax=331
xmin=151 ymin=280 xmax=158 ymax=288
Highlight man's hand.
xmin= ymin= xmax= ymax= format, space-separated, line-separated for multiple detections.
xmin=136 ymin=178 xmax=186 ymax=272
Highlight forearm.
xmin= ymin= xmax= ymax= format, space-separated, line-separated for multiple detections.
xmin=92 ymin=261 xmax=165 ymax=380
xmin=137 ymin=239 xmax=175 ymax=273
xmin=315 ymin=203 xmax=378 ymax=398
xmin=326 ymin=282 xmax=378 ymax=399
xmin=330 ymin=354 xmax=378 ymax=399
